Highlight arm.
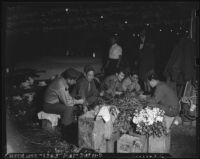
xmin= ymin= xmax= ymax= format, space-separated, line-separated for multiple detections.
xmin=147 ymin=86 xmax=163 ymax=104
xmin=135 ymin=82 xmax=141 ymax=92
xmin=57 ymin=88 xmax=75 ymax=106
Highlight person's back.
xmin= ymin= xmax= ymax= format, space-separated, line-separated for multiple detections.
xmin=45 ymin=76 xmax=69 ymax=104
xmin=156 ymin=82 xmax=179 ymax=107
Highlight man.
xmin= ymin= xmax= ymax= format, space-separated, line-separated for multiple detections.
xmin=104 ymin=36 xmax=123 ymax=76
xmin=101 ymin=68 xmax=126 ymax=97
xmin=43 ymin=68 xmax=84 ymax=145
xmin=139 ymin=74 xmax=180 ymax=133
xmin=122 ymin=71 xmax=141 ymax=93
xmin=72 ymin=65 xmax=100 ymax=111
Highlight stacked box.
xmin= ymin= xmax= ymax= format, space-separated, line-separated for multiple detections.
xmin=117 ymin=134 xmax=147 ymax=153
xmin=78 ymin=112 xmax=107 ymax=153
xmin=148 ymin=133 xmax=171 ymax=153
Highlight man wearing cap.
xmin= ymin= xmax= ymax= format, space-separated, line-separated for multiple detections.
xmin=43 ymin=68 xmax=84 ymax=145
xmin=72 ymin=65 xmax=100 ymax=111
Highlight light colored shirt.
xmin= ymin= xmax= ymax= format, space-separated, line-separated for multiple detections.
xmin=44 ymin=77 xmax=75 ymax=106
xmin=122 ymin=77 xmax=141 ymax=92
xmin=109 ymin=43 xmax=122 ymax=59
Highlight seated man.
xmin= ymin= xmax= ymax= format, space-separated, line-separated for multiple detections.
xmin=43 ymin=68 xmax=84 ymax=145
xmin=72 ymin=65 xmax=100 ymax=111
xmin=122 ymin=71 xmax=141 ymax=93
xmin=101 ymin=68 xmax=126 ymax=97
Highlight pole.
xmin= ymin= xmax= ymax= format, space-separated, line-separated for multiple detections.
xmin=190 ymin=10 xmax=194 ymax=39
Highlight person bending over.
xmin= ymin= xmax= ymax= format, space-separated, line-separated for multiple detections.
xmin=139 ymin=74 xmax=180 ymax=133
xmin=43 ymin=68 xmax=84 ymax=145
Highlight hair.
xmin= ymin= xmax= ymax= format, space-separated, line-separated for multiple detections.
xmin=147 ymin=73 xmax=160 ymax=81
xmin=61 ymin=68 xmax=80 ymax=80
xmin=130 ymin=70 xmax=139 ymax=76
xmin=84 ymin=65 xmax=95 ymax=74
xmin=116 ymin=67 xmax=126 ymax=75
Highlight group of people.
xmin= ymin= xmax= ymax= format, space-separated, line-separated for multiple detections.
xmin=41 ymin=28 xmax=183 ymax=146
xmin=43 ymin=60 xmax=180 ymax=145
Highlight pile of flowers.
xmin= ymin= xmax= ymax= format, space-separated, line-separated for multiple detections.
xmin=132 ymin=106 xmax=167 ymax=137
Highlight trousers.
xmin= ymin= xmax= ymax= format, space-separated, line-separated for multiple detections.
xmin=43 ymin=103 xmax=74 ymax=126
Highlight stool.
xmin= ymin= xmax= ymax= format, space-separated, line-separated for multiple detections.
xmin=37 ymin=111 xmax=61 ymax=134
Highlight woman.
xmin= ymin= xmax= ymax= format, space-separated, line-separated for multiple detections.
xmin=140 ymin=74 xmax=180 ymax=133
xmin=73 ymin=65 xmax=100 ymax=111
xmin=43 ymin=68 xmax=84 ymax=145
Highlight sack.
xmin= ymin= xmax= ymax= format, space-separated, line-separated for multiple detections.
xmin=180 ymin=102 xmax=196 ymax=121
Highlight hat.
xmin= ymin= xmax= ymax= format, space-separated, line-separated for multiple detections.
xmin=61 ymin=68 xmax=82 ymax=80
xmin=84 ymin=65 xmax=95 ymax=74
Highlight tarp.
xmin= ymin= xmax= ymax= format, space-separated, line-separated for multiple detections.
xmin=164 ymin=38 xmax=196 ymax=83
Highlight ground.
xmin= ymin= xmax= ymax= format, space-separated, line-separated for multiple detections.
xmin=5 ymin=56 xmax=198 ymax=157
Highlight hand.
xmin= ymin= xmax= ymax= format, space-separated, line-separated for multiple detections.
xmin=75 ymin=99 xmax=85 ymax=105
xmin=115 ymin=91 xmax=123 ymax=95
xmin=83 ymin=106 xmax=88 ymax=113
xmin=139 ymin=94 xmax=147 ymax=100
xmin=100 ymin=91 xmax=104 ymax=96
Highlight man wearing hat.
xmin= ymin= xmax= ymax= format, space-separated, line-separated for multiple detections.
xmin=72 ymin=65 xmax=100 ymax=111
xmin=43 ymin=67 xmax=84 ymax=145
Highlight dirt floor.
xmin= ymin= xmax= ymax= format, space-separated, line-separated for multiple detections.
xmin=6 ymin=118 xmax=197 ymax=157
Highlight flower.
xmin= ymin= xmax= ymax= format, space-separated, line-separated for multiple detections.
xmin=13 ymin=96 xmax=23 ymax=101
xmin=132 ymin=106 xmax=166 ymax=137
xmin=38 ymin=81 xmax=47 ymax=86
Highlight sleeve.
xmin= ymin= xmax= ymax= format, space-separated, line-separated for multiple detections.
xmin=147 ymin=86 xmax=164 ymax=104
xmin=57 ymin=88 xmax=75 ymax=107
xmin=122 ymin=79 xmax=131 ymax=91
xmin=135 ymin=83 xmax=141 ymax=92
xmin=92 ymin=81 xmax=100 ymax=96
xmin=78 ymin=81 xmax=87 ymax=99
xmin=118 ymin=46 xmax=122 ymax=56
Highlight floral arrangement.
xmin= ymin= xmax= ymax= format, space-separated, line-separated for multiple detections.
xmin=132 ymin=106 xmax=167 ymax=137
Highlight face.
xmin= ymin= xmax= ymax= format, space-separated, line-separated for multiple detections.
xmin=110 ymin=38 xmax=116 ymax=45
xmin=149 ymin=79 xmax=157 ymax=88
xmin=131 ymin=74 xmax=139 ymax=82
xmin=117 ymin=72 xmax=125 ymax=81
xmin=86 ymin=70 xmax=95 ymax=82
xmin=67 ymin=79 xmax=76 ymax=85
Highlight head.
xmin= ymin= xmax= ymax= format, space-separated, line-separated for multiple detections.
xmin=147 ymin=74 xmax=160 ymax=88
xmin=61 ymin=68 xmax=81 ymax=86
xmin=116 ymin=68 xmax=126 ymax=82
xmin=110 ymin=36 xmax=118 ymax=45
xmin=130 ymin=71 xmax=139 ymax=83
xmin=84 ymin=65 xmax=95 ymax=82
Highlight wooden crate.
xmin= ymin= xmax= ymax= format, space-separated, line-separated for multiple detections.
xmin=78 ymin=112 xmax=107 ymax=153
xmin=148 ymin=133 xmax=171 ymax=153
xmin=106 ymin=131 xmax=121 ymax=153
xmin=117 ymin=134 xmax=147 ymax=153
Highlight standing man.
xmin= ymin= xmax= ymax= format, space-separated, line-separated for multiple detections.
xmin=104 ymin=36 xmax=123 ymax=76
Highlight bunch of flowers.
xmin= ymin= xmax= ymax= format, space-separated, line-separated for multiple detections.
xmin=132 ymin=106 xmax=167 ymax=137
